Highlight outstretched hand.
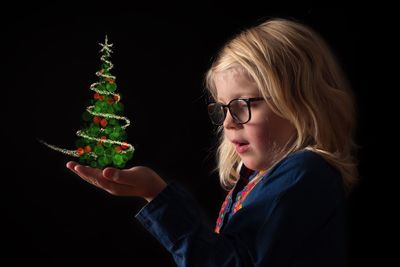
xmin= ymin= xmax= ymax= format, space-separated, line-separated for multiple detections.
xmin=66 ymin=161 xmax=167 ymax=202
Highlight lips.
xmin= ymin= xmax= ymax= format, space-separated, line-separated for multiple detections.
xmin=232 ymin=140 xmax=249 ymax=145
xmin=232 ymin=140 xmax=250 ymax=154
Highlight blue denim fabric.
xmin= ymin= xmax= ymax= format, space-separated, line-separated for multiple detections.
xmin=135 ymin=150 xmax=347 ymax=267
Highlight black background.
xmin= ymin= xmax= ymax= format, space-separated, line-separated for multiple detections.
xmin=5 ymin=4 xmax=391 ymax=267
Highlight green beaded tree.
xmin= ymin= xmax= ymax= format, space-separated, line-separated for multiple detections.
xmin=39 ymin=36 xmax=134 ymax=169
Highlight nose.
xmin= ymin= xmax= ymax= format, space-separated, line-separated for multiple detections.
xmin=223 ymin=110 xmax=241 ymax=129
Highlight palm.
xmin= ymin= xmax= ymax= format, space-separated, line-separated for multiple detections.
xmin=66 ymin=161 xmax=166 ymax=202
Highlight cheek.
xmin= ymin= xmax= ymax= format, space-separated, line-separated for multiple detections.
xmin=249 ymin=117 xmax=286 ymax=151
xmin=248 ymin=123 xmax=272 ymax=149
xmin=247 ymin=108 xmax=291 ymax=152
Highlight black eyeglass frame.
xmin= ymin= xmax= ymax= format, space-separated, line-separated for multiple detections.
xmin=207 ymin=97 xmax=265 ymax=126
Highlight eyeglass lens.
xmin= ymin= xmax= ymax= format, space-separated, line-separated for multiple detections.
xmin=208 ymin=99 xmax=249 ymax=125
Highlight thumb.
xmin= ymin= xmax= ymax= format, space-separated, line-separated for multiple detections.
xmin=103 ymin=167 xmax=119 ymax=180
xmin=103 ymin=167 xmax=134 ymax=185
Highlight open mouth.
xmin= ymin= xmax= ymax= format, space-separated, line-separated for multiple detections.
xmin=232 ymin=141 xmax=250 ymax=154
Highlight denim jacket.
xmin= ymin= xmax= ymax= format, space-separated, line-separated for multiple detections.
xmin=135 ymin=150 xmax=347 ymax=267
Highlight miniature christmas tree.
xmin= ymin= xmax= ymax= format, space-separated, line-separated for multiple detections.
xmin=39 ymin=36 xmax=134 ymax=169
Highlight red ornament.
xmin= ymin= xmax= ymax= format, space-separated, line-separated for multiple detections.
xmin=99 ymin=95 xmax=105 ymax=101
xmin=121 ymin=142 xmax=129 ymax=149
xmin=94 ymin=93 xmax=100 ymax=99
xmin=115 ymin=146 xmax=122 ymax=153
xmin=113 ymin=95 xmax=120 ymax=101
xmin=106 ymin=78 xmax=115 ymax=83
xmin=100 ymin=119 xmax=108 ymax=127
xmin=84 ymin=145 xmax=92 ymax=153
xmin=76 ymin=147 xmax=84 ymax=156
xmin=107 ymin=97 xmax=114 ymax=104
xmin=98 ymin=135 xmax=107 ymax=145
xmin=93 ymin=116 xmax=101 ymax=124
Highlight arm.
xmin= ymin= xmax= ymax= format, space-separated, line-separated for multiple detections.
xmin=66 ymin=152 xmax=345 ymax=267
xmin=135 ymin=181 xmax=252 ymax=267
xmin=66 ymin=161 xmax=252 ymax=266
xmin=134 ymin=159 xmax=345 ymax=267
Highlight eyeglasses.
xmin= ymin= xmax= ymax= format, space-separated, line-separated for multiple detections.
xmin=207 ymin=97 xmax=264 ymax=126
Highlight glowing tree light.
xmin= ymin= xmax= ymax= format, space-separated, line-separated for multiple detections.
xmin=39 ymin=36 xmax=134 ymax=169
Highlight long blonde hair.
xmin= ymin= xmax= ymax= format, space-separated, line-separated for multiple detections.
xmin=205 ymin=18 xmax=359 ymax=193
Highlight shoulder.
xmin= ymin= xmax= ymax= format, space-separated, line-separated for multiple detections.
xmin=260 ymin=149 xmax=344 ymax=197
xmin=279 ymin=149 xmax=333 ymax=171
xmin=271 ymin=149 xmax=340 ymax=180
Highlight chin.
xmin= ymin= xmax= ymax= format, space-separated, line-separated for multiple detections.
xmin=241 ymin=159 xmax=266 ymax=171
xmin=240 ymin=152 xmax=274 ymax=171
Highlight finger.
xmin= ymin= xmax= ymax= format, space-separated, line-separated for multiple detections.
xmin=74 ymin=164 xmax=106 ymax=187
xmin=66 ymin=161 xmax=79 ymax=171
xmin=74 ymin=164 xmax=103 ymax=181
xmin=66 ymin=162 xmax=102 ymax=186
xmin=66 ymin=161 xmax=85 ymax=178
xmin=66 ymin=162 xmax=140 ymax=196
xmin=102 ymin=167 xmax=138 ymax=186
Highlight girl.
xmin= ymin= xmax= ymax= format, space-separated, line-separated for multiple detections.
xmin=67 ymin=18 xmax=358 ymax=266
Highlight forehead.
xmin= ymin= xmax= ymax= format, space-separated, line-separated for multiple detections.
xmin=214 ymin=68 xmax=259 ymax=101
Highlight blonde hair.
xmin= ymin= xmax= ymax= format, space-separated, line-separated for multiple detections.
xmin=205 ymin=18 xmax=359 ymax=193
